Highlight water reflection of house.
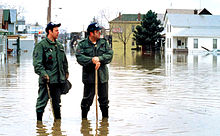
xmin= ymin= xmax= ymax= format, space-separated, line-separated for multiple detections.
xmin=163 ymin=8 xmax=220 ymax=53
xmin=0 ymin=29 xmax=8 ymax=62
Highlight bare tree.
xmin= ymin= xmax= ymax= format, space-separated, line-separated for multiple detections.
xmin=114 ymin=22 xmax=133 ymax=53
xmin=0 ymin=2 xmax=25 ymax=20
xmin=109 ymin=11 xmax=134 ymax=53
xmin=98 ymin=9 xmax=121 ymax=31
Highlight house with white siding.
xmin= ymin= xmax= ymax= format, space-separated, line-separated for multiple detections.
xmin=163 ymin=9 xmax=220 ymax=53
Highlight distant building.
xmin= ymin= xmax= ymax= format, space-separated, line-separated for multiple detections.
xmin=1 ymin=9 xmax=17 ymax=34
xmin=26 ymin=24 xmax=45 ymax=34
xmin=109 ymin=13 xmax=164 ymax=52
xmin=0 ymin=9 xmax=3 ymax=29
xmin=17 ymin=19 xmax=26 ymax=34
xmin=163 ymin=8 xmax=220 ymax=53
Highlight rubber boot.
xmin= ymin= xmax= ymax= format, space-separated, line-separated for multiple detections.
xmin=101 ymin=108 xmax=108 ymax=119
xmin=54 ymin=109 xmax=61 ymax=120
xmin=82 ymin=109 xmax=88 ymax=120
xmin=37 ymin=112 xmax=43 ymax=121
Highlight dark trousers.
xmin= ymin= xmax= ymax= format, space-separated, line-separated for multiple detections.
xmin=81 ymin=82 xmax=109 ymax=112
xmin=36 ymin=83 xmax=62 ymax=119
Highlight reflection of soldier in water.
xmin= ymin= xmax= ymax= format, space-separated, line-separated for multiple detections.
xmin=36 ymin=120 xmax=63 ymax=136
xmin=98 ymin=118 xmax=109 ymax=136
xmin=51 ymin=120 xmax=63 ymax=136
xmin=36 ymin=121 xmax=49 ymax=136
xmin=80 ymin=119 xmax=109 ymax=136
xmin=80 ymin=120 xmax=93 ymax=136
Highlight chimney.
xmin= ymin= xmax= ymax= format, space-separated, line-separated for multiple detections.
xmin=119 ymin=12 xmax=121 ymax=20
xmin=138 ymin=13 xmax=141 ymax=21
xmin=194 ymin=9 xmax=198 ymax=14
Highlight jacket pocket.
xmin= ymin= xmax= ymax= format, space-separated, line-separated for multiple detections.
xmin=44 ymin=48 xmax=53 ymax=69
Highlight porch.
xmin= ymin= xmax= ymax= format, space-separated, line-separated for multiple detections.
xmin=173 ymin=37 xmax=188 ymax=53
xmin=173 ymin=48 xmax=188 ymax=53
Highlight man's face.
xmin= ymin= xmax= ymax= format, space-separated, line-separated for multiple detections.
xmin=93 ymin=30 xmax=101 ymax=40
xmin=49 ymin=27 xmax=59 ymax=39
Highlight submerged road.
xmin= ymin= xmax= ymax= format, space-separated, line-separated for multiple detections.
xmin=1 ymin=44 xmax=220 ymax=135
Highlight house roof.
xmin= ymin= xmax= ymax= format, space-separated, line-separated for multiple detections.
xmin=167 ymin=14 xmax=220 ymax=27
xmin=110 ymin=13 xmax=164 ymax=24
xmin=198 ymin=8 xmax=212 ymax=15
xmin=165 ymin=8 xmax=212 ymax=15
xmin=3 ymin=9 xmax=10 ymax=21
xmin=164 ymin=8 xmax=212 ymax=21
xmin=111 ymin=14 xmax=144 ymax=21
xmin=167 ymin=14 xmax=220 ymax=37
xmin=2 ymin=9 xmax=17 ymax=23
xmin=10 ymin=9 xmax=17 ymax=23
xmin=165 ymin=9 xmax=198 ymax=15
xmin=173 ymin=28 xmax=220 ymax=37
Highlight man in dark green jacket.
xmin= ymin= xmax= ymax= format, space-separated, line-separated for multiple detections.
xmin=33 ymin=22 xmax=69 ymax=122
xmin=76 ymin=23 xmax=113 ymax=119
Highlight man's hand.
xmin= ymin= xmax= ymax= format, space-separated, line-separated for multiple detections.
xmin=95 ymin=62 xmax=100 ymax=70
xmin=92 ymin=57 xmax=100 ymax=70
xmin=92 ymin=57 xmax=100 ymax=64
xmin=43 ymin=75 xmax=50 ymax=83
xmin=66 ymin=73 xmax=69 ymax=79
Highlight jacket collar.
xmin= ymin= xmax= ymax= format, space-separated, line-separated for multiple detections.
xmin=46 ymin=37 xmax=57 ymax=45
xmin=86 ymin=37 xmax=105 ymax=50
xmin=88 ymin=37 xmax=100 ymax=46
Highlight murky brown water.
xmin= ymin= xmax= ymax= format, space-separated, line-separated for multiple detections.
xmin=1 ymin=44 xmax=220 ymax=136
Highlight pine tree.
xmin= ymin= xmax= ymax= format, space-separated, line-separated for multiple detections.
xmin=133 ymin=10 xmax=164 ymax=52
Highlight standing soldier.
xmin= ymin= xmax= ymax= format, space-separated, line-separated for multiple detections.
xmin=75 ymin=22 xmax=113 ymax=119
xmin=33 ymin=22 xmax=69 ymax=122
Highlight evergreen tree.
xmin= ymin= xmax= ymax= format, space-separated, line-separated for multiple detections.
xmin=133 ymin=10 xmax=164 ymax=51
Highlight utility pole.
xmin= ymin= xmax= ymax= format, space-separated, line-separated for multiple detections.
xmin=47 ymin=0 xmax=51 ymax=24
xmin=200 ymin=0 xmax=201 ymax=9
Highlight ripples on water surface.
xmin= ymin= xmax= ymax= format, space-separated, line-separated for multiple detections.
xmin=1 ymin=49 xmax=220 ymax=135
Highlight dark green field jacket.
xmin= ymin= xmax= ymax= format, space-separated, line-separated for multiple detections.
xmin=75 ymin=38 xmax=113 ymax=84
xmin=33 ymin=37 xmax=68 ymax=84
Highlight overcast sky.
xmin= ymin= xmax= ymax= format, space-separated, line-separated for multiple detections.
xmin=1 ymin=0 xmax=220 ymax=32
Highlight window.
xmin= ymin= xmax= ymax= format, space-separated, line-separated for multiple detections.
xmin=132 ymin=25 xmax=135 ymax=32
xmin=170 ymin=38 xmax=171 ymax=48
xmin=167 ymin=25 xmax=169 ymax=32
xmin=170 ymin=25 xmax=171 ymax=32
xmin=177 ymin=40 xmax=181 ymax=46
xmin=213 ymin=39 xmax=217 ymax=49
xmin=194 ymin=39 xmax=198 ymax=48
xmin=185 ymin=39 xmax=188 ymax=48
xmin=132 ymin=39 xmax=135 ymax=46
xmin=167 ymin=38 xmax=169 ymax=48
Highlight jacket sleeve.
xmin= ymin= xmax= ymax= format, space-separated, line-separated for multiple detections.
xmin=75 ymin=42 xmax=93 ymax=66
xmin=33 ymin=43 xmax=47 ymax=77
xmin=63 ymin=53 xmax=69 ymax=74
xmin=99 ymin=41 xmax=113 ymax=64
xmin=58 ymin=42 xmax=69 ymax=74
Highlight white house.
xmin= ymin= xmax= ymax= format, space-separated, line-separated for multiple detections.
xmin=164 ymin=10 xmax=220 ymax=53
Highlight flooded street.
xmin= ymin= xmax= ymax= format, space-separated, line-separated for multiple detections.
xmin=1 ymin=44 xmax=220 ymax=136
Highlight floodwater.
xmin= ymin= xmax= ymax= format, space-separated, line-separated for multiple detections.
xmin=1 ymin=43 xmax=220 ymax=136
